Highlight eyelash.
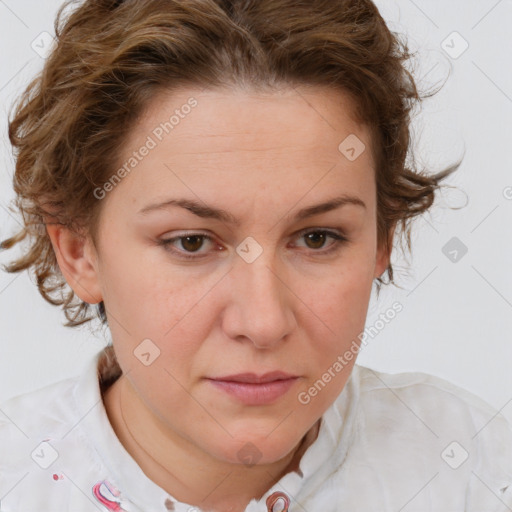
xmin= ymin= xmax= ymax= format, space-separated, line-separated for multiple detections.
xmin=156 ymin=229 xmax=349 ymax=261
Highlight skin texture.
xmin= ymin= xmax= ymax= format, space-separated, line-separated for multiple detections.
xmin=47 ymin=84 xmax=392 ymax=511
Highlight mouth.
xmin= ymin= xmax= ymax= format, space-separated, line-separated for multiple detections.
xmin=205 ymin=372 xmax=299 ymax=405
xmin=210 ymin=371 xmax=298 ymax=384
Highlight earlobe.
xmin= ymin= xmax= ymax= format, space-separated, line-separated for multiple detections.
xmin=46 ymin=224 xmax=103 ymax=304
xmin=374 ymin=244 xmax=390 ymax=279
xmin=374 ymin=225 xmax=395 ymax=279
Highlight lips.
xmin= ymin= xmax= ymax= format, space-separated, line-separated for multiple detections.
xmin=205 ymin=371 xmax=299 ymax=405
xmin=209 ymin=371 xmax=297 ymax=384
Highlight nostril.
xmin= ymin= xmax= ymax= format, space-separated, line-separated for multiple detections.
xmin=266 ymin=491 xmax=290 ymax=512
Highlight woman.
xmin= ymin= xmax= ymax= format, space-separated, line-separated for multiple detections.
xmin=1 ymin=0 xmax=511 ymax=510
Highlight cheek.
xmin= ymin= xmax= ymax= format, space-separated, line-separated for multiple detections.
xmin=100 ymin=246 xmax=206 ymax=331
xmin=295 ymin=256 xmax=375 ymax=385
xmin=293 ymin=272 xmax=373 ymax=414
xmin=305 ymin=255 xmax=375 ymax=331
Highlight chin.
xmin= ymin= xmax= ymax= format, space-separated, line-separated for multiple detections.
xmin=208 ymin=432 xmax=302 ymax=468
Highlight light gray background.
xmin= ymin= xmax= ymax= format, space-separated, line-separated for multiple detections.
xmin=1 ymin=0 xmax=511 ymax=422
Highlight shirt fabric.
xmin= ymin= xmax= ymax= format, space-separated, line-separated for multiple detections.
xmin=1 ymin=345 xmax=512 ymax=512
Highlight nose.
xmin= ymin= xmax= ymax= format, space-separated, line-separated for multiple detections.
xmin=221 ymin=252 xmax=296 ymax=349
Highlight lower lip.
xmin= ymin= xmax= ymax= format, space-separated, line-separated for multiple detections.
xmin=207 ymin=378 xmax=298 ymax=405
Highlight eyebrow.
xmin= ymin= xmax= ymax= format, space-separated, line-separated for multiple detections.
xmin=137 ymin=195 xmax=366 ymax=225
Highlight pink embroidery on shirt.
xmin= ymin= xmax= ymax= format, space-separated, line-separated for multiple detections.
xmin=92 ymin=480 xmax=129 ymax=511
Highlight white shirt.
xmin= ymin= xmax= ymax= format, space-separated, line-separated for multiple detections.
xmin=1 ymin=345 xmax=511 ymax=511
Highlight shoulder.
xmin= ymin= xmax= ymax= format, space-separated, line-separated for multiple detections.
xmin=0 ymin=358 xmax=117 ymax=511
xmin=0 ymin=376 xmax=80 ymax=465
xmin=353 ymin=364 xmax=509 ymax=432
xmin=0 ymin=345 xmax=118 ymax=445
xmin=355 ymin=363 xmax=500 ymax=410
xmin=305 ymin=365 xmax=512 ymax=510
xmin=342 ymin=364 xmax=512 ymax=508
xmin=0 ymin=375 xmax=79 ymax=429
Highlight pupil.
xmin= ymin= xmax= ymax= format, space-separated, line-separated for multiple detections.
xmin=306 ymin=232 xmax=325 ymax=249
xmin=182 ymin=236 xmax=203 ymax=252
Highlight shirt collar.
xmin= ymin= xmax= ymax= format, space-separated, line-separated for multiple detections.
xmin=73 ymin=346 xmax=360 ymax=511
xmin=250 ymin=365 xmax=360 ymax=508
xmin=72 ymin=346 xmax=173 ymax=510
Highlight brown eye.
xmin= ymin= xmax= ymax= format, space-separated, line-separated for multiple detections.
xmin=180 ymin=235 xmax=205 ymax=252
xmin=157 ymin=232 xmax=216 ymax=260
xmin=304 ymin=231 xmax=328 ymax=250
xmin=295 ymin=229 xmax=348 ymax=254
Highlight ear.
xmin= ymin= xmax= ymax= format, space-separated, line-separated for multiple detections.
xmin=46 ymin=224 xmax=103 ymax=304
xmin=374 ymin=224 xmax=396 ymax=279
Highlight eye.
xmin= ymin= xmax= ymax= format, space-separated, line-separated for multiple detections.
xmin=157 ymin=228 xmax=349 ymax=260
xmin=157 ymin=232 xmax=216 ymax=260
xmin=293 ymin=229 xmax=348 ymax=254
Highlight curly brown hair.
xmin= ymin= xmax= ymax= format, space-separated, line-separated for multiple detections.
xmin=0 ymin=0 xmax=461 ymax=329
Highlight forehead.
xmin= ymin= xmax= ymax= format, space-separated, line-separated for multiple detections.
xmin=138 ymin=84 xmax=368 ymax=148
xmin=112 ymin=85 xmax=375 ymax=209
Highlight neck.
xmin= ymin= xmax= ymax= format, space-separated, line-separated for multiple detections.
xmin=103 ymin=376 xmax=320 ymax=512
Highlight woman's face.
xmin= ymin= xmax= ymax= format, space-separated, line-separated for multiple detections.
xmin=89 ymin=85 xmax=390 ymax=465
